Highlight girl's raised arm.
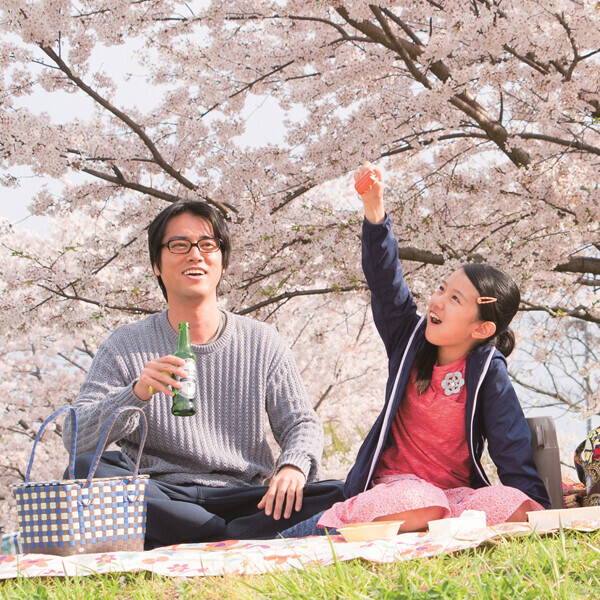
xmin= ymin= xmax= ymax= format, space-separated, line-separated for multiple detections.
xmin=354 ymin=162 xmax=385 ymax=225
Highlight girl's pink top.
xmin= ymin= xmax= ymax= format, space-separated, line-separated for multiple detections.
xmin=373 ymin=356 xmax=472 ymax=490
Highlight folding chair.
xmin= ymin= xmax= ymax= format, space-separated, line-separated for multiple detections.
xmin=527 ymin=416 xmax=564 ymax=509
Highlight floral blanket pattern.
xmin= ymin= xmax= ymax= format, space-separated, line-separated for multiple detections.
xmin=1 ymin=521 xmax=598 ymax=580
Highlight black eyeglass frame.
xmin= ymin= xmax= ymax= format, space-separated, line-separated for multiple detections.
xmin=161 ymin=236 xmax=223 ymax=255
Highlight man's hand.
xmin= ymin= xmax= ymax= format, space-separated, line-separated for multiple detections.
xmin=132 ymin=355 xmax=186 ymax=401
xmin=257 ymin=466 xmax=307 ymax=520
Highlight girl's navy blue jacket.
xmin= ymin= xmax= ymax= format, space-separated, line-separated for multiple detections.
xmin=344 ymin=216 xmax=550 ymax=509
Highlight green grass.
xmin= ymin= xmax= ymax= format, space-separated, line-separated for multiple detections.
xmin=1 ymin=529 xmax=600 ymax=599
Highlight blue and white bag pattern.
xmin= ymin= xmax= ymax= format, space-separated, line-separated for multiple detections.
xmin=12 ymin=405 xmax=149 ymax=556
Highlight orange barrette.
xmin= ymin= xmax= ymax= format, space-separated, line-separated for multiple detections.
xmin=477 ymin=296 xmax=498 ymax=304
xmin=354 ymin=170 xmax=377 ymax=195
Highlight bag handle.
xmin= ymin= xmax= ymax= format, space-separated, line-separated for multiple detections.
xmin=84 ymin=405 xmax=148 ymax=487
xmin=25 ymin=406 xmax=78 ymax=483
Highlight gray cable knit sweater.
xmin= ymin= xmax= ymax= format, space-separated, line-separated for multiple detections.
xmin=64 ymin=310 xmax=323 ymax=487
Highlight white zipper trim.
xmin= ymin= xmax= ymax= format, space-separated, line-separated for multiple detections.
xmin=363 ymin=315 xmax=425 ymax=491
xmin=470 ymin=345 xmax=496 ymax=486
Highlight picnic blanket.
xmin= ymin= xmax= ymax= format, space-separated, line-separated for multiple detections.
xmin=1 ymin=520 xmax=599 ymax=580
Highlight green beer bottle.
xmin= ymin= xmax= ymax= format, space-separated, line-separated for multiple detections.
xmin=171 ymin=322 xmax=198 ymax=417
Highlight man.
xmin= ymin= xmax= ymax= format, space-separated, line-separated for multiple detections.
xmin=64 ymin=200 xmax=344 ymax=548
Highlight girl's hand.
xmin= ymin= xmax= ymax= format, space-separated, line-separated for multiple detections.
xmin=133 ymin=355 xmax=186 ymax=401
xmin=354 ymin=161 xmax=385 ymax=224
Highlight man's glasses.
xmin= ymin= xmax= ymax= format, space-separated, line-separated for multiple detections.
xmin=162 ymin=237 xmax=222 ymax=254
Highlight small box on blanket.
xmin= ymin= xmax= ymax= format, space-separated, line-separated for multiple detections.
xmin=12 ymin=406 xmax=149 ymax=557
xmin=527 ymin=506 xmax=600 ymax=530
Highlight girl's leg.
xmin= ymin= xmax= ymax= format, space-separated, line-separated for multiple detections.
xmin=506 ymin=501 xmax=530 ymax=522
xmin=445 ymin=485 xmax=543 ymax=526
xmin=373 ymin=505 xmax=447 ymax=532
xmin=279 ymin=511 xmax=331 ymax=538
xmin=318 ymin=475 xmax=450 ymax=531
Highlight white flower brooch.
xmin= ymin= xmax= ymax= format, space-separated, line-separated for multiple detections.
xmin=441 ymin=371 xmax=465 ymax=396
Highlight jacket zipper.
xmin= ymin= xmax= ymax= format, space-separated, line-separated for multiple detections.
xmin=469 ymin=346 xmax=496 ymax=486
xmin=363 ymin=315 xmax=425 ymax=491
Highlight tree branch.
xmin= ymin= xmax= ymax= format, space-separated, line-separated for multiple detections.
xmin=234 ymin=285 xmax=360 ymax=315
xmin=518 ymin=132 xmax=600 ymax=156
xmin=37 ymin=284 xmax=157 ymax=316
xmin=336 ymin=6 xmax=531 ymax=167
xmin=270 ymin=183 xmax=316 ymax=214
xmin=313 ymin=383 xmax=333 ymax=413
xmin=396 ymin=245 xmax=600 ymax=277
xmin=200 ymin=59 xmax=295 ymax=118
xmin=80 ymin=167 xmax=188 ymax=204
xmin=509 ymin=371 xmax=578 ymax=410
xmin=520 ymin=300 xmax=600 ymax=325
xmin=40 ymin=45 xmax=233 ymax=215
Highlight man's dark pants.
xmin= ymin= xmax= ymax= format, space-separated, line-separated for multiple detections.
xmin=72 ymin=451 xmax=345 ymax=549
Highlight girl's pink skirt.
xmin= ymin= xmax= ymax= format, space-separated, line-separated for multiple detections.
xmin=317 ymin=473 xmax=544 ymax=529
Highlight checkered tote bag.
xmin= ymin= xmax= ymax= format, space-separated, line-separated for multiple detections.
xmin=12 ymin=405 xmax=149 ymax=556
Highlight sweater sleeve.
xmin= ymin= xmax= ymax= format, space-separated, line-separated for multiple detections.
xmin=62 ymin=335 xmax=148 ymax=456
xmin=362 ymin=216 xmax=421 ymax=358
xmin=264 ymin=338 xmax=323 ymax=482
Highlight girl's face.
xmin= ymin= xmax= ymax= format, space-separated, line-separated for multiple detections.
xmin=425 ymin=268 xmax=496 ymax=366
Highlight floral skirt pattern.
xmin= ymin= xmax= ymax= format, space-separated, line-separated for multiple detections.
xmin=317 ymin=474 xmax=544 ymax=529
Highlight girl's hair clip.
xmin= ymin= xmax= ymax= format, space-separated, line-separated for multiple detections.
xmin=477 ymin=296 xmax=498 ymax=305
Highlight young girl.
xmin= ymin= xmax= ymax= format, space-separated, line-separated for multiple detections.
xmin=284 ymin=162 xmax=549 ymax=537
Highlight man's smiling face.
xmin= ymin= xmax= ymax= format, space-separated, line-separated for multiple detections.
xmin=153 ymin=212 xmax=224 ymax=306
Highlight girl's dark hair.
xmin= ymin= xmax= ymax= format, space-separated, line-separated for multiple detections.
xmin=415 ymin=263 xmax=521 ymax=394
xmin=148 ymin=201 xmax=231 ymax=301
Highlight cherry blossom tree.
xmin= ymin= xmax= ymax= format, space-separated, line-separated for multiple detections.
xmin=1 ymin=1 xmax=599 ymax=527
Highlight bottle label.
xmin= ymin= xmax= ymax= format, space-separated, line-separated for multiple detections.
xmin=177 ymin=358 xmax=198 ymax=399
